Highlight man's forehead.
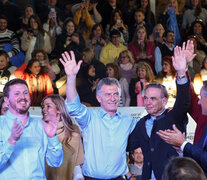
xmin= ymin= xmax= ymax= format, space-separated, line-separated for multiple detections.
xmin=145 ymin=87 xmax=162 ymax=96
xmin=100 ymin=84 xmax=118 ymax=92
xmin=9 ymin=84 xmax=28 ymax=91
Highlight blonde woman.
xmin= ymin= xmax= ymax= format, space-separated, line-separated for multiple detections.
xmin=43 ymin=94 xmax=84 ymax=180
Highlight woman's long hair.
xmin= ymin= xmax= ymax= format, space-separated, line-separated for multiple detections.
xmin=161 ymin=56 xmax=176 ymax=78
xmin=28 ymin=14 xmax=45 ymax=35
xmin=42 ymin=94 xmax=81 ymax=151
xmin=25 ymin=59 xmax=45 ymax=75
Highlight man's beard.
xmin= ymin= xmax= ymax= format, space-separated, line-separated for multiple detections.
xmin=10 ymin=99 xmax=31 ymax=114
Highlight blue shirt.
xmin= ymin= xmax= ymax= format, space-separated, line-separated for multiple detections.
xmin=0 ymin=111 xmax=63 ymax=180
xmin=154 ymin=43 xmax=175 ymax=74
xmin=66 ymin=95 xmax=138 ymax=179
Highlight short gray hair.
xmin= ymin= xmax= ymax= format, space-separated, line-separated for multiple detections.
xmin=144 ymin=82 xmax=169 ymax=99
xmin=96 ymin=77 xmax=121 ymax=96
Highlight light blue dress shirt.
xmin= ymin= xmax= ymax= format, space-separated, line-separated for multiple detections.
xmin=66 ymin=95 xmax=138 ymax=179
xmin=0 ymin=111 xmax=63 ymax=180
xmin=154 ymin=43 xmax=175 ymax=74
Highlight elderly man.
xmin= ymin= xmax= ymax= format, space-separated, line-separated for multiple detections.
xmin=0 ymin=79 xmax=63 ymax=179
xmin=157 ymin=80 xmax=207 ymax=177
xmin=60 ymin=50 xmax=137 ymax=179
xmin=127 ymin=40 xmax=196 ymax=180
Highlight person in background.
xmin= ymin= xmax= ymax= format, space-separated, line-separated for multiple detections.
xmin=31 ymin=48 xmax=56 ymax=82
xmin=100 ymin=29 xmax=127 ymax=65
xmin=0 ymin=96 xmax=8 ymax=115
xmin=0 ymin=78 xmax=63 ymax=179
xmin=18 ymin=5 xmax=35 ymax=37
xmin=14 ymin=59 xmax=54 ymax=106
xmin=129 ymin=61 xmax=154 ymax=106
xmin=155 ymin=56 xmax=177 ymax=107
xmin=21 ymin=14 xmax=52 ymax=64
xmin=106 ymin=63 xmax=130 ymax=107
xmin=117 ymin=50 xmax=136 ymax=85
xmin=43 ymin=7 xmax=62 ymax=50
xmin=0 ymin=0 xmax=21 ymax=32
xmin=50 ymin=17 xmax=85 ymax=63
xmin=128 ymin=26 xmax=155 ymax=71
xmin=85 ymin=23 xmax=106 ymax=61
xmin=128 ymin=147 xmax=144 ymax=179
xmin=73 ymin=0 xmax=94 ymax=41
xmin=105 ymin=9 xmax=129 ymax=46
xmin=149 ymin=24 xmax=165 ymax=46
xmin=154 ymin=30 xmax=175 ymax=74
xmin=162 ymin=157 xmax=206 ymax=180
xmin=0 ymin=50 xmax=16 ymax=97
xmin=43 ymin=94 xmax=84 ymax=180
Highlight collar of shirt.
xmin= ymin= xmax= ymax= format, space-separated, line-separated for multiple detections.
xmin=5 ymin=110 xmax=31 ymax=130
xmin=98 ymin=107 xmax=122 ymax=119
xmin=164 ymin=42 xmax=175 ymax=50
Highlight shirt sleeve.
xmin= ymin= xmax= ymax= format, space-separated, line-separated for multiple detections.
xmin=0 ymin=136 xmax=15 ymax=169
xmin=45 ymin=135 xmax=63 ymax=167
xmin=65 ymin=95 xmax=90 ymax=129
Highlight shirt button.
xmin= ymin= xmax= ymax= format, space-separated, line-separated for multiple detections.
xmin=147 ymin=162 xmax=150 ymax=166
xmin=151 ymin=148 xmax=154 ymax=152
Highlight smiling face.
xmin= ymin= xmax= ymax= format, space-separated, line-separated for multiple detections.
xmin=106 ymin=66 xmax=115 ymax=78
xmin=30 ymin=18 xmax=38 ymax=30
xmin=4 ymin=84 xmax=31 ymax=115
xmin=0 ymin=18 xmax=7 ymax=32
xmin=132 ymin=147 xmax=144 ymax=164
xmin=193 ymin=23 xmax=202 ymax=35
xmin=162 ymin=61 xmax=171 ymax=73
xmin=96 ymin=84 xmax=120 ymax=117
xmin=93 ymin=25 xmax=102 ymax=37
xmin=0 ymin=55 xmax=9 ymax=70
xmin=141 ymin=0 xmax=148 ymax=8
xmin=66 ymin=21 xmax=75 ymax=35
xmin=137 ymin=68 xmax=147 ymax=79
xmin=29 ymin=61 xmax=41 ymax=76
xmin=134 ymin=11 xmax=145 ymax=24
xmin=120 ymin=53 xmax=130 ymax=64
xmin=42 ymin=98 xmax=59 ymax=120
xmin=144 ymin=87 xmax=167 ymax=117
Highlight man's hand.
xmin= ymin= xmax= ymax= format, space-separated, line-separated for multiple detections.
xmin=184 ymin=40 xmax=196 ymax=64
xmin=8 ymin=119 xmax=23 ymax=145
xmin=157 ymin=124 xmax=186 ymax=147
xmin=59 ymin=51 xmax=82 ymax=77
xmin=42 ymin=112 xmax=60 ymax=138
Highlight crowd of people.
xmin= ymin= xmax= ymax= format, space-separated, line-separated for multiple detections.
xmin=1 ymin=0 xmax=207 ymax=180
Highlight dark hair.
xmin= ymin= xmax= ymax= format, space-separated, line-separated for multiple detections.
xmin=162 ymin=157 xmax=206 ymax=180
xmin=163 ymin=30 xmax=174 ymax=38
xmin=0 ymin=15 xmax=7 ymax=21
xmin=202 ymin=80 xmax=207 ymax=97
xmin=90 ymin=23 xmax=105 ymax=39
xmin=139 ymin=0 xmax=152 ymax=24
xmin=0 ymin=50 xmax=9 ymax=59
xmin=0 ymin=97 xmax=6 ymax=115
xmin=110 ymin=29 xmax=121 ymax=39
xmin=63 ymin=17 xmax=76 ymax=35
xmin=28 ymin=14 xmax=45 ymax=35
xmin=25 ymin=59 xmax=45 ymax=75
xmin=110 ymin=9 xmax=123 ymax=26
xmin=31 ymin=48 xmax=47 ymax=60
xmin=144 ymin=82 xmax=169 ymax=99
xmin=106 ymin=63 xmax=121 ymax=80
xmin=3 ymin=79 xmax=28 ymax=98
xmin=161 ymin=56 xmax=176 ymax=78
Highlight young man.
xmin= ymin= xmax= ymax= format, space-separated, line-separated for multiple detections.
xmin=0 ymin=79 xmax=63 ymax=179
xmin=127 ymin=40 xmax=196 ymax=180
xmin=60 ymin=51 xmax=137 ymax=179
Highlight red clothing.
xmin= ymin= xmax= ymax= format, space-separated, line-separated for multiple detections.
xmin=14 ymin=64 xmax=54 ymax=106
xmin=189 ymin=84 xmax=207 ymax=144
xmin=128 ymin=40 xmax=155 ymax=70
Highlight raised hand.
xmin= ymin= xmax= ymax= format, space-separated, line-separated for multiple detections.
xmin=184 ymin=40 xmax=196 ymax=63
xmin=59 ymin=51 xmax=82 ymax=77
xmin=42 ymin=111 xmax=60 ymax=138
xmin=8 ymin=119 xmax=23 ymax=145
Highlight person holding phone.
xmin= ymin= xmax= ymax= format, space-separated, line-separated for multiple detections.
xmin=105 ymin=9 xmax=129 ymax=45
